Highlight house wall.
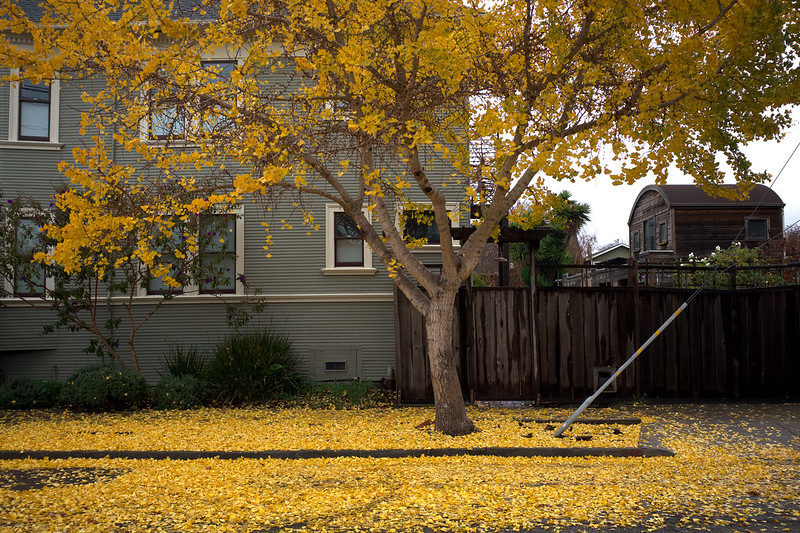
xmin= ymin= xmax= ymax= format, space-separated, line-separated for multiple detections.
xmin=629 ymin=190 xmax=674 ymax=261
xmin=672 ymin=208 xmax=784 ymax=260
xmin=0 ymin=57 xmax=460 ymax=384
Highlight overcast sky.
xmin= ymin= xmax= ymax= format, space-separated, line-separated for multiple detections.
xmin=541 ymin=111 xmax=800 ymax=251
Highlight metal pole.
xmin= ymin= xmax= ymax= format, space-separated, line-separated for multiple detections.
xmin=553 ymin=300 xmax=690 ymax=437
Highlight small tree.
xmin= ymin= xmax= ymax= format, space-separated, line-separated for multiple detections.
xmin=2 ymin=0 xmax=798 ymax=434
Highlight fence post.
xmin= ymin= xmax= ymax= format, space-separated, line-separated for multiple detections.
xmin=529 ymin=241 xmax=541 ymax=405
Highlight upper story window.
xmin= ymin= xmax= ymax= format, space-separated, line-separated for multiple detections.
xmin=643 ymin=218 xmax=656 ymax=251
xmin=6 ymin=70 xmax=61 ymax=147
xmin=19 ymin=80 xmax=51 ymax=141
xmin=147 ymin=59 xmax=238 ymax=141
xmin=745 ymin=218 xmax=768 ymax=240
xmin=658 ymin=221 xmax=668 ymax=245
xmin=632 ymin=231 xmax=640 ymax=252
xmin=322 ymin=204 xmax=375 ymax=275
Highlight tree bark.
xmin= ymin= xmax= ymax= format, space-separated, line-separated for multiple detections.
xmin=426 ymin=289 xmax=477 ymax=436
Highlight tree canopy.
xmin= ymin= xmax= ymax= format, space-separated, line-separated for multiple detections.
xmin=2 ymin=0 xmax=798 ymax=434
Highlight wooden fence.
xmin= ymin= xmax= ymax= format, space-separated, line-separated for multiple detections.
xmin=394 ymin=285 xmax=800 ymax=402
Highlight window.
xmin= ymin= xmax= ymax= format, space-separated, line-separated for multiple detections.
xmin=146 ymin=220 xmax=187 ymax=295
xmin=403 ymin=209 xmax=441 ymax=245
xmin=6 ymin=70 xmax=60 ymax=146
xmin=400 ymin=203 xmax=460 ymax=248
xmin=643 ymin=218 xmax=656 ymax=251
xmin=12 ymin=218 xmax=47 ymax=296
xmin=334 ymin=212 xmax=363 ymax=266
xmin=147 ymin=59 xmax=238 ymax=140
xmin=149 ymin=98 xmax=187 ymax=140
xmin=659 ymin=221 xmax=668 ymax=245
xmin=323 ymin=204 xmax=375 ymax=275
xmin=746 ymin=218 xmax=768 ymax=240
xmin=199 ymin=213 xmax=239 ymax=294
xmin=198 ymin=60 xmax=237 ymax=134
xmin=632 ymin=231 xmax=640 ymax=252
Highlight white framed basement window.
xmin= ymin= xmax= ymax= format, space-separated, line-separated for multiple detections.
xmin=322 ymin=204 xmax=376 ymax=276
xmin=4 ymin=69 xmax=61 ymax=150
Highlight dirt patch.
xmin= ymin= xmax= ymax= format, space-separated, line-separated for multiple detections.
xmin=0 ymin=467 xmax=123 ymax=491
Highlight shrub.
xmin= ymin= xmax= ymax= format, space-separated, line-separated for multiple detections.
xmin=204 ymin=329 xmax=303 ymax=405
xmin=160 ymin=343 xmax=206 ymax=378
xmin=0 ymin=378 xmax=62 ymax=409
xmin=60 ymin=364 xmax=149 ymax=411
xmin=152 ymin=375 xmax=207 ymax=410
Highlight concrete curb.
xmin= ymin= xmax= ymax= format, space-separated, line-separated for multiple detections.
xmin=0 ymin=445 xmax=674 ymax=461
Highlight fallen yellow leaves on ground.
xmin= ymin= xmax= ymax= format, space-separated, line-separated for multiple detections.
xmin=1 ymin=405 xmax=798 ymax=532
xmin=0 ymin=407 xmax=638 ymax=451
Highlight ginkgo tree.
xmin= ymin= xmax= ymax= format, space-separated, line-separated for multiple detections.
xmin=1 ymin=0 xmax=798 ymax=434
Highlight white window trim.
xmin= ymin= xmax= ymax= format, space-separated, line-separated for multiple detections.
xmin=137 ymin=206 xmax=245 ymax=297
xmin=2 ymin=211 xmax=55 ymax=299
xmin=322 ymin=204 xmax=376 ymax=276
xmin=2 ymin=69 xmax=62 ymax=149
xmin=397 ymin=201 xmax=461 ymax=252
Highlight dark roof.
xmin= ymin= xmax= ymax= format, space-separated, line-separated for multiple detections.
xmin=12 ymin=0 xmax=211 ymax=23
xmin=628 ymin=184 xmax=784 ymax=225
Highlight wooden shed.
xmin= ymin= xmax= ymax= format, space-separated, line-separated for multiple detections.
xmin=628 ymin=184 xmax=785 ymax=262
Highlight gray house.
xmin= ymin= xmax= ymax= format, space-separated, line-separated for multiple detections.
xmin=0 ymin=11 xmax=461 ymax=385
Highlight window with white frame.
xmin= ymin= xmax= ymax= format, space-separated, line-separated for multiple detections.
xmin=146 ymin=59 xmax=238 ymax=141
xmin=199 ymin=210 xmax=243 ymax=294
xmin=7 ymin=70 xmax=60 ymax=146
xmin=138 ymin=208 xmax=244 ymax=297
xmin=400 ymin=202 xmax=460 ymax=249
xmin=323 ymin=204 xmax=375 ymax=275
xmin=146 ymin=218 xmax=188 ymax=295
xmin=3 ymin=217 xmax=49 ymax=297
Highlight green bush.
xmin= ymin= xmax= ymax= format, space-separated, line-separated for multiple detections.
xmin=204 ymin=329 xmax=303 ymax=405
xmin=152 ymin=375 xmax=207 ymax=410
xmin=60 ymin=364 xmax=149 ymax=411
xmin=0 ymin=378 xmax=62 ymax=409
xmin=160 ymin=343 xmax=206 ymax=378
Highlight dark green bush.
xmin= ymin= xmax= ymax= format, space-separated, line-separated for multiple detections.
xmin=204 ymin=329 xmax=303 ymax=405
xmin=0 ymin=378 xmax=62 ymax=409
xmin=60 ymin=364 xmax=149 ymax=411
xmin=152 ymin=375 xmax=207 ymax=410
xmin=160 ymin=343 xmax=206 ymax=378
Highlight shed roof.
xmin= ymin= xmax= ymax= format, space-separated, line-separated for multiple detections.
xmin=628 ymin=184 xmax=784 ymax=225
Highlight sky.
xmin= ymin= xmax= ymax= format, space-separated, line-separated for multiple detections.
xmin=541 ymin=112 xmax=800 ymax=251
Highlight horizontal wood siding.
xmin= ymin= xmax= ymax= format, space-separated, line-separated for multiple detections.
xmin=1 ymin=299 xmax=395 ymax=384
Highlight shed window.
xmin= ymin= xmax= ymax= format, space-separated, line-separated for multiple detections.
xmin=632 ymin=231 xmax=640 ymax=252
xmin=745 ymin=218 xmax=768 ymax=240
xmin=644 ymin=218 xmax=656 ymax=250
xmin=659 ymin=222 xmax=667 ymax=245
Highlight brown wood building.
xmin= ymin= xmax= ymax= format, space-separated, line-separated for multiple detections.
xmin=628 ymin=184 xmax=785 ymax=262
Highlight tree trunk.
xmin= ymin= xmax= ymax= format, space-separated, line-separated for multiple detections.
xmin=426 ymin=290 xmax=477 ymax=436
